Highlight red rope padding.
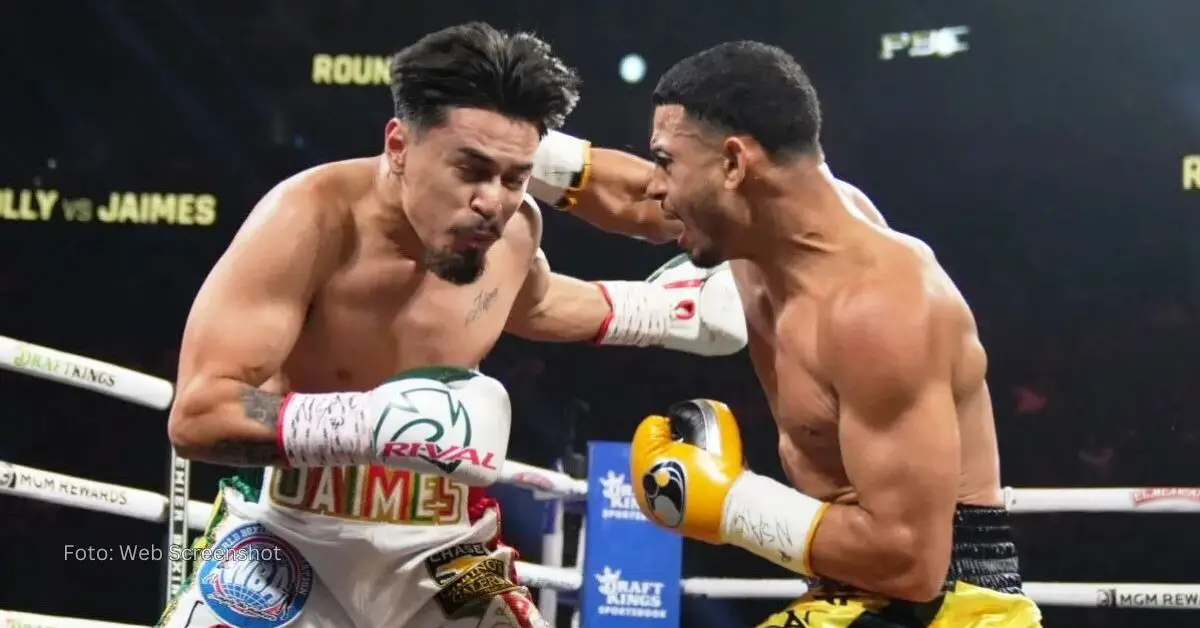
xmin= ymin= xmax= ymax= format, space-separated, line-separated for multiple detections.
xmin=468 ymin=487 xmax=522 ymax=584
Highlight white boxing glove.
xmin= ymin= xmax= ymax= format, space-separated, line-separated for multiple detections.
xmin=528 ymin=129 xmax=590 ymax=209
xmin=594 ymin=254 xmax=747 ymax=356
xmin=277 ymin=367 xmax=510 ymax=486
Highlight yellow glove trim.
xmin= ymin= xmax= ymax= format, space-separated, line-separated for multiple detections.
xmin=801 ymin=502 xmax=832 ymax=576
xmin=561 ymin=140 xmax=592 ymax=208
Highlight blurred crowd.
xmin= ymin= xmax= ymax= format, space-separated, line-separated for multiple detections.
xmin=2 ymin=216 xmax=1199 ymax=628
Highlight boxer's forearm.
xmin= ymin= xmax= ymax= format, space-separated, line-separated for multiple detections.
xmin=505 ymin=273 xmax=614 ymax=343
xmin=808 ymin=504 xmax=948 ymax=602
xmin=168 ymin=377 xmax=287 ymax=466
xmin=566 ymin=148 xmax=681 ymax=244
xmin=718 ymin=472 xmax=945 ymax=602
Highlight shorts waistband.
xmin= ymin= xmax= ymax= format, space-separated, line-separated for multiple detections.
xmin=264 ymin=465 xmax=473 ymax=525
xmin=805 ymin=504 xmax=1024 ymax=597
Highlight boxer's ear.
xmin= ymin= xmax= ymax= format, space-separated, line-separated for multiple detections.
xmin=384 ymin=118 xmax=409 ymax=176
xmin=720 ymin=136 xmax=749 ymax=190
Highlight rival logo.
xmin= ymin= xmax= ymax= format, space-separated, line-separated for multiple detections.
xmin=382 ymin=442 xmax=498 ymax=471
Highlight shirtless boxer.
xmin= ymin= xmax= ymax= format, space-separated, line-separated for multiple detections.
xmin=539 ymin=41 xmax=1044 ymax=626
xmin=157 ymin=23 xmax=745 ymax=628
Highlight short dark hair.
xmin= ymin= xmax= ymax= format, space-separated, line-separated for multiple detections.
xmin=390 ymin=22 xmax=581 ymax=137
xmin=653 ymin=41 xmax=821 ymax=160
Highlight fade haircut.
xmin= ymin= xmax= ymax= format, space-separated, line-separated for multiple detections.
xmin=653 ymin=41 xmax=822 ymax=161
xmin=390 ymin=22 xmax=581 ymax=137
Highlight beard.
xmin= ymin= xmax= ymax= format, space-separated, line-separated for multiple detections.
xmin=422 ymin=246 xmax=486 ymax=285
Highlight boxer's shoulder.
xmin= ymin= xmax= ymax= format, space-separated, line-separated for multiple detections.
xmin=499 ymin=193 xmax=544 ymax=261
xmin=518 ymin=193 xmax=543 ymax=239
xmin=820 ymin=254 xmax=964 ymax=377
xmin=229 ymin=160 xmax=359 ymax=275
xmin=255 ymin=159 xmax=362 ymax=229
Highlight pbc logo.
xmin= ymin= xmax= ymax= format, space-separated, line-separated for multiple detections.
xmin=641 ymin=460 xmax=686 ymax=528
xmin=880 ymin=26 xmax=969 ymax=60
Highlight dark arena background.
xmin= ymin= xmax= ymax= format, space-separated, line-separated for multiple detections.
xmin=1 ymin=1 xmax=1199 ymax=626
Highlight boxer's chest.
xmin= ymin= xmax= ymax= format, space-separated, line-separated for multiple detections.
xmin=734 ymin=266 xmax=850 ymax=499
xmin=283 ymin=244 xmax=529 ymax=392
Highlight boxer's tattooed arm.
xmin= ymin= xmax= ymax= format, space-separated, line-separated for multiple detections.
xmin=209 ymin=387 xmax=285 ymax=466
xmin=238 ymin=386 xmax=283 ymax=424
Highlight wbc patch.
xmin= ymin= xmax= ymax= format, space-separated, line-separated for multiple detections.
xmin=197 ymin=522 xmax=313 ymax=628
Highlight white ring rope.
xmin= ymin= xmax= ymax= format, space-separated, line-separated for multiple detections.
xmin=0 ymin=335 xmax=174 ymax=409
xmin=3 ymin=336 xmax=1200 ymax=624
xmin=3 ymin=460 xmax=1199 ymax=611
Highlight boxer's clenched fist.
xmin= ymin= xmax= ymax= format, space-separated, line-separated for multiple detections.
xmin=630 ymin=399 xmax=745 ymax=544
xmin=597 ymin=254 xmax=747 ymax=357
xmin=631 ymin=398 xmax=830 ymax=576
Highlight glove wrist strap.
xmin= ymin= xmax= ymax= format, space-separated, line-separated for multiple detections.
xmin=529 ymin=130 xmax=591 ymax=209
xmin=720 ymin=471 xmax=831 ymax=577
xmin=277 ymin=391 xmax=373 ymax=468
xmin=593 ymin=281 xmax=670 ymax=347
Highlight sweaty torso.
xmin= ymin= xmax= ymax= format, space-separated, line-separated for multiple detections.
xmin=274 ymin=160 xmax=537 ymax=393
xmin=258 ymin=159 xmax=538 ymax=524
xmin=730 ymin=228 xmax=1001 ymax=508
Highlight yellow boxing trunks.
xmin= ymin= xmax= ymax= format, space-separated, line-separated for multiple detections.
xmin=756 ymin=505 xmax=1042 ymax=627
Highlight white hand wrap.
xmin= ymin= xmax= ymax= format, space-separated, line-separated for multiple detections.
xmin=278 ymin=392 xmax=372 ymax=468
xmin=720 ymin=471 xmax=830 ymax=576
xmin=593 ymin=281 xmax=673 ymax=348
xmin=593 ymin=256 xmax=747 ymax=356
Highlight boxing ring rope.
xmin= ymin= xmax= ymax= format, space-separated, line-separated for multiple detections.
xmin=3 ymin=337 xmax=1200 ymax=627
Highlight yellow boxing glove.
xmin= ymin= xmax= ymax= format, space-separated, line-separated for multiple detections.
xmin=631 ymin=399 xmax=831 ymax=576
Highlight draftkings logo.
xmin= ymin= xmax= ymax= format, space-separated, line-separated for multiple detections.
xmin=12 ymin=346 xmax=116 ymax=388
xmin=599 ymin=471 xmax=646 ymax=521
xmin=594 ymin=567 xmax=666 ymax=619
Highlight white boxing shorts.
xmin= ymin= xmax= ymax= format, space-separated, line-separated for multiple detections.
xmin=157 ymin=469 xmax=547 ymax=628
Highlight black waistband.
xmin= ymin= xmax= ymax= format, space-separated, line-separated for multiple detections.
xmin=806 ymin=504 xmax=1024 ymax=597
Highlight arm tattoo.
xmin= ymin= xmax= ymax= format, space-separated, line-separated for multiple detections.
xmin=209 ymin=387 xmax=285 ymax=467
xmin=239 ymin=386 xmax=284 ymax=426
xmin=210 ymin=440 xmax=284 ymax=467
